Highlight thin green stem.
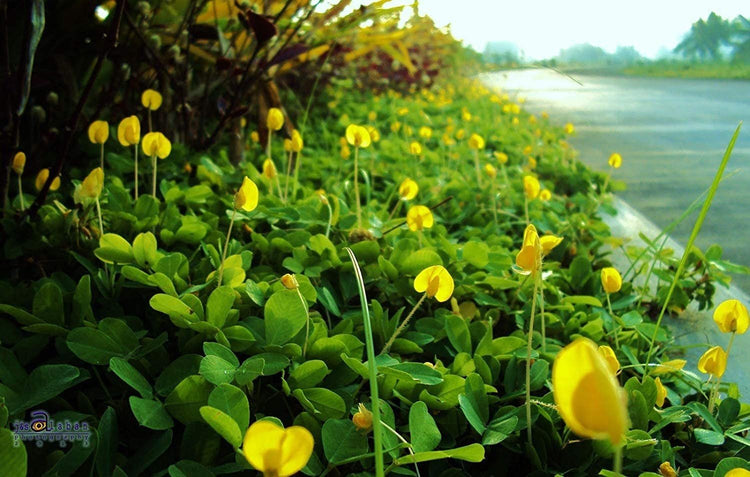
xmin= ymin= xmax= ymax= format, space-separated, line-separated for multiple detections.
xmin=613 ymin=445 xmax=623 ymax=475
xmin=539 ymin=276 xmax=546 ymax=353
xmin=524 ymin=195 xmax=529 ymax=225
xmin=345 ymin=248 xmax=384 ymax=477
xmin=354 ymin=146 xmax=362 ymax=228
xmin=526 ymin=275 xmax=539 ymax=446
xmin=151 ymin=154 xmax=157 ymax=198
xmin=491 ymin=181 xmax=498 ymax=225
xmin=607 ymin=293 xmax=619 ymax=348
xmin=473 ymin=149 xmax=482 ymax=187
xmin=382 ymin=293 xmax=427 ymax=355
xmin=644 ymin=123 xmax=741 ymax=375
xmin=134 ymin=145 xmax=139 ymax=200
xmin=298 ymin=288 xmax=311 ymax=357
xmin=100 ymin=143 xmax=104 ymax=171
xmin=217 ymin=208 xmax=237 ymax=287
xmin=709 ymin=331 xmax=736 ymax=413
xmin=17 ymin=175 xmax=24 ymax=210
xmin=284 ymin=150 xmax=293 ymax=201
xmin=95 ymin=196 xmax=104 ymax=235
xmin=388 ymin=199 xmax=403 ymax=221
xmin=148 ymin=109 xmax=152 ymax=132
xmin=266 ymin=130 xmax=273 ymax=163
xmin=292 ymin=151 xmax=303 ymax=199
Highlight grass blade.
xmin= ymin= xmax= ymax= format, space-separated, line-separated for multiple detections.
xmin=345 ymin=247 xmax=384 ymax=477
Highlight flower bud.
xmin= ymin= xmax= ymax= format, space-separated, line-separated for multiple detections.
xmin=352 ymin=404 xmax=373 ymax=432
xmin=281 ymin=274 xmax=299 ymax=290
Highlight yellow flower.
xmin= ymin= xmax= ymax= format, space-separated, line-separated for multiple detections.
xmin=608 ymin=153 xmax=622 ymax=169
xmin=541 ymin=111 xmax=549 ymax=120
xmin=242 ymin=420 xmax=314 ymax=477
xmin=283 ymin=139 xmax=292 ymax=152
xmin=88 ymin=120 xmax=109 ymax=144
xmin=79 ymin=167 xmax=105 ymax=201
xmin=713 ymin=299 xmax=749 ymax=334
xmin=117 ymin=115 xmax=141 ymax=146
xmin=12 ymin=152 xmax=25 ymax=175
xmin=659 ymin=462 xmax=678 ymax=477
xmin=468 ymin=133 xmax=485 ymax=150
xmin=345 ymin=124 xmax=371 ymax=148
xmin=419 ymin=126 xmax=432 ymax=139
xmin=515 ymin=224 xmax=541 ymax=274
xmin=340 ymin=143 xmax=351 ymax=159
xmin=527 ymin=157 xmax=537 ymax=169
xmin=698 ymin=345 xmax=727 ymax=378
xmin=234 ymin=176 xmax=259 ymax=212
xmin=523 ymin=175 xmax=540 ymax=200
xmin=601 ymin=267 xmax=622 ymax=294
xmin=456 ymin=129 xmax=465 ymax=140
xmin=262 ymin=158 xmax=277 ymax=179
xmin=522 ymin=145 xmax=533 ymax=155
xmin=35 ymin=169 xmax=60 ymax=191
xmin=352 ymin=403 xmax=373 ymax=432
xmin=397 ymin=107 xmax=409 ymax=116
xmin=462 ymin=109 xmax=472 ymax=122
xmin=409 ymin=142 xmax=422 ymax=156
xmin=564 ymin=122 xmax=575 ymax=134
xmin=726 ymin=469 xmax=750 ymax=477
xmin=652 ymin=359 xmax=687 ymax=376
xmin=398 ymin=178 xmax=418 ymax=201
xmin=141 ymin=89 xmax=163 ymax=110
xmin=442 ymin=134 xmax=456 ymax=146
xmin=267 ymin=108 xmax=284 ymax=131
xmin=539 ymin=189 xmax=552 ymax=201
xmin=406 ymin=205 xmax=433 ymax=231
xmin=484 ymin=164 xmax=497 ymax=179
xmin=502 ymin=104 xmax=512 ymax=114
xmin=655 ymin=377 xmax=667 ymax=407
xmin=552 ymin=338 xmax=629 ymax=445
xmin=281 ymin=273 xmax=299 ymax=290
xmin=141 ymin=132 xmax=171 ymax=158
xmin=250 ymin=131 xmax=260 ymax=143
xmin=390 ymin=121 xmax=402 ymax=133
xmin=366 ymin=126 xmax=380 ymax=142
xmin=290 ymin=130 xmax=303 ymax=152
xmin=540 ymin=234 xmax=563 ymax=256
xmin=414 ymin=265 xmax=454 ymax=302
xmin=598 ymin=345 xmax=620 ymax=374
xmin=511 ymin=103 xmax=521 ymax=115
xmin=494 ymin=151 xmax=508 ymax=164
xmin=511 ymin=117 xmax=520 ymax=126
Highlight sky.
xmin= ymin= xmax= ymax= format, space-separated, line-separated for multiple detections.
xmin=411 ymin=0 xmax=748 ymax=59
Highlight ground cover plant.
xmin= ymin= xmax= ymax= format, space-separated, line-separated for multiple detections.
xmin=1 ymin=1 xmax=750 ymax=476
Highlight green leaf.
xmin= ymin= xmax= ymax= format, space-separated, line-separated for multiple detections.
xmin=165 ymin=376 xmax=213 ymax=424
xmin=718 ymin=397 xmax=741 ymax=427
xmin=199 ymin=355 xmax=237 ymax=386
xmin=482 ymin=415 xmax=518 ymax=446
xmin=95 ymin=407 xmax=118 ymax=477
xmin=0 ymin=304 xmax=42 ymax=326
xmin=289 ymin=360 xmax=329 ymax=389
xmin=149 ymin=294 xmax=199 ymax=328
xmin=95 ymin=233 xmax=135 ymax=264
xmin=693 ymin=428 xmax=725 ymax=445
xmin=67 ymin=327 xmax=126 ymax=365
xmin=0 ymin=428 xmax=26 ymax=477
xmin=199 ymin=406 xmax=242 ymax=448
xmin=155 ymin=355 xmax=202 ymax=397
xmin=394 ymin=443 xmax=485 ymax=465
xmin=491 ymin=336 xmax=526 ymax=357
xmin=419 ymin=374 xmax=466 ymax=411
xmin=207 ymin=286 xmax=235 ymax=329
xmin=409 ymin=401 xmax=441 ymax=452
xmin=33 ymin=281 xmax=64 ymax=325
xmin=292 ymin=388 xmax=346 ymax=420
xmin=529 ymin=360 xmax=549 ymax=391
xmin=561 ymin=295 xmax=602 ymax=308
xmin=322 ymin=419 xmax=369 ymax=464
xmin=378 ymin=363 xmax=443 ymax=385
xmin=463 ymin=241 xmax=489 ymax=268
xmin=459 ymin=373 xmax=489 ymax=434
xmin=129 ymin=396 xmax=174 ymax=430
xmin=132 ymin=232 xmax=160 ymax=269
xmin=235 ymin=357 xmax=265 ymax=386
xmin=208 ymin=383 xmax=249 ymax=432
xmin=11 ymin=364 xmax=80 ymax=414
xmin=446 ymin=315 xmax=472 ymax=354
xmin=72 ymin=275 xmax=94 ymax=324
xmin=264 ymin=289 xmax=308 ymax=346
xmin=714 ymin=457 xmax=750 ymax=477
xmin=398 ymin=249 xmax=442 ymax=275
xmin=203 ymin=342 xmax=239 ymax=367
xmin=109 ymin=357 xmax=153 ymax=399
xmin=16 ymin=0 xmax=44 ymax=115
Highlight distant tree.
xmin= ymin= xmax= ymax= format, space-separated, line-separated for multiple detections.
xmin=611 ymin=46 xmax=643 ymax=65
xmin=674 ymin=12 xmax=733 ymax=60
xmin=558 ymin=43 xmax=609 ymax=64
xmin=731 ymin=15 xmax=750 ymax=62
xmin=483 ymin=41 xmax=521 ymax=65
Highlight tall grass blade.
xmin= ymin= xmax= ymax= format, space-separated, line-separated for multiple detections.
xmin=346 ymin=247 xmax=384 ymax=477
xmin=644 ymin=122 xmax=742 ymax=371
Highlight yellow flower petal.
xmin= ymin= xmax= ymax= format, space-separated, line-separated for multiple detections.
xmin=117 ymin=115 xmax=141 ymax=146
xmin=515 ymin=224 xmax=540 ymax=273
xmin=651 ymin=359 xmax=687 ymax=376
xmin=12 ymin=152 xmax=25 ymax=175
xmin=242 ymin=421 xmax=286 ymax=474
xmin=80 ymin=167 xmax=105 ymax=200
xmin=608 ymin=153 xmax=622 ymax=169
xmin=290 ymin=129 xmax=303 ymax=152
xmin=654 ymin=377 xmax=667 ymax=407
xmin=267 ymin=107 xmax=284 ymax=131
xmin=601 ymin=267 xmax=622 ymax=294
xmin=88 ymin=120 xmax=109 ymax=144
xmin=345 ymin=124 xmax=371 ymax=148
xmin=141 ymin=132 xmax=171 ymax=159
xmin=414 ymin=265 xmax=454 ymax=302
xmin=236 ymin=176 xmax=259 ymax=212
xmin=698 ymin=345 xmax=727 ymax=378
xmin=540 ymin=234 xmax=562 ymax=256
xmin=398 ymin=178 xmax=418 ymax=201
xmin=468 ymin=133 xmax=485 ymax=150
xmin=141 ymin=89 xmax=163 ymax=110
xmin=552 ymin=338 xmax=628 ymax=445
xmin=409 ymin=141 xmax=422 ymax=155
xmin=523 ymin=175 xmax=540 ymax=199
xmin=598 ymin=345 xmax=620 ymax=374
xmin=262 ymin=158 xmax=277 ymax=179
xmin=713 ymin=299 xmax=749 ymax=334
xmin=406 ymin=205 xmax=433 ymax=231
xmin=277 ymin=426 xmax=315 ymax=477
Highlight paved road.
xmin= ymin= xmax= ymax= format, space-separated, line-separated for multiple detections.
xmin=484 ymin=69 xmax=750 ymax=291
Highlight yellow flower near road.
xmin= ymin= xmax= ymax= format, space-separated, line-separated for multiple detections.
xmin=242 ymin=420 xmax=314 ymax=477
xmin=141 ymin=132 xmax=171 ymax=158
xmin=468 ymin=133 xmax=485 ymax=150
xmin=234 ymin=176 xmax=259 ymax=212
xmin=655 ymin=377 xmax=667 ymax=407
xmin=398 ymin=178 xmax=418 ymax=201
xmin=515 ymin=224 xmax=540 ymax=274
xmin=698 ymin=345 xmax=727 ymax=378
xmin=608 ymin=153 xmax=622 ymax=169
xmin=409 ymin=142 xmax=422 ymax=156
xmin=713 ymin=299 xmax=749 ymax=334
xmin=598 ymin=345 xmax=620 ymax=374
xmin=12 ymin=152 xmax=25 ymax=175
xmin=267 ymin=107 xmax=284 ymax=131
xmin=540 ymin=234 xmax=563 ymax=256
xmin=141 ymin=89 xmax=162 ymax=110
xmin=601 ymin=267 xmax=622 ymax=294
xmin=564 ymin=122 xmax=575 ymax=134
xmin=117 ymin=116 xmax=141 ymax=146
xmin=88 ymin=120 xmax=109 ymax=144
xmin=345 ymin=124 xmax=371 ymax=148
xmin=414 ymin=265 xmax=454 ymax=302
xmin=262 ymin=158 xmax=277 ymax=180
xmin=523 ymin=175 xmax=540 ymax=200
xmin=552 ymin=338 xmax=629 ymax=445
xmin=406 ymin=205 xmax=433 ymax=231
xmin=35 ymin=169 xmax=60 ymax=191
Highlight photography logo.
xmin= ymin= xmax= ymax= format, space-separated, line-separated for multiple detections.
xmin=12 ymin=410 xmax=91 ymax=448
